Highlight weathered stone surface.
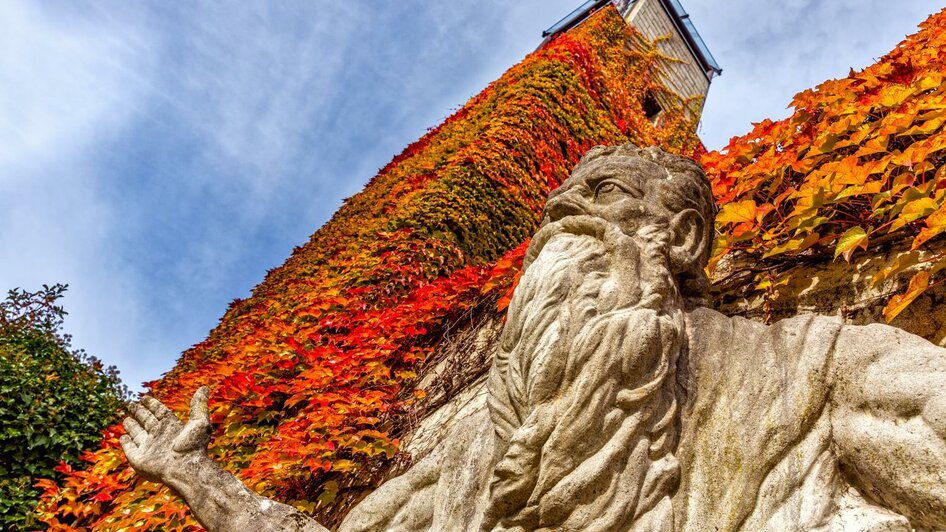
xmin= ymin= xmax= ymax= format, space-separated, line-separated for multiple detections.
xmin=399 ymin=311 xmax=502 ymax=460
xmin=122 ymin=144 xmax=946 ymax=531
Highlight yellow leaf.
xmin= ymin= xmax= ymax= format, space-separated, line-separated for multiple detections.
xmin=811 ymin=133 xmax=840 ymax=155
xmin=833 ymin=182 xmax=882 ymax=202
xmin=706 ymin=237 xmax=730 ymax=275
xmin=913 ymin=203 xmax=946 ymax=249
xmin=872 ymin=250 xmax=921 ymax=285
xmin=791 ymin=155 xmax=822 ymax=174
xmin=762 ymin=232 xmax=820 ymax=258
xmin=930 ymin=132 xmax=946 ymax=155
xmin=330 ymin=459 xmax=357 ymax=472
xmin=716 ymin=200 xmax=757 ymax=225
xmin=854 ymin=135 xmax=889 ymax=157
xmin=882 ymin=270 xmax=930 ymax=322
xmin=833 ymin=157 xmax=870 ymax=186
xmin=395 ymin=369 xmax=417 ymax=380
xmin=834 ymin=226 xmax=868 ymax=261
xmin=900 ymin=116 xmax=946 ymax=136
xmin=792 ymin=186 xmax=826 ymax=213
xmin=915 ymin=72 xmax=943 ymax=92
xmin=316 ymin=481 xmax=339 ymax=504
xmin=791 ymin=215 xmax=830 ymax=233
xmin=865 ymin=152 xmax=893 ymax=175
xmin=878 ymin=85 xmax=916 ymax=108
xmin=902 ymin=196 xmax=937 ymax=216
xmin=755 ymin=275 xmax=790 ymax=290
xmin=891 ymin=197 xmax=937 ymax=231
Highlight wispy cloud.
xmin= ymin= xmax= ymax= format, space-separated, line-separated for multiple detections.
xmin=0 ymin=0 xmax=578 ymax=391
xmin=0 ymin=1 xmax=151 ymax=171
xmin=0 ymin=0 xmax=158 ymax=386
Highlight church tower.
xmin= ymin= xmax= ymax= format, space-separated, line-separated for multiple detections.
xmin=545 ymin=0 xmax=720 ymax=116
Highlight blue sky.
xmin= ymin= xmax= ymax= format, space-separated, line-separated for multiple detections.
xmin=1 ymin=0 xmax=940 ymax=392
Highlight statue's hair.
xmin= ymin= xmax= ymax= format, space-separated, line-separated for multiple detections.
xmin=575 ymin=143 xmax=718 ymax=306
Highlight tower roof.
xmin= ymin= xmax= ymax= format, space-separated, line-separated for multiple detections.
xmin=543 ymin=0 xmax=721 ymax=80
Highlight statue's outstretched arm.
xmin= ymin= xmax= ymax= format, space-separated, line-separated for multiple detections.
xmin=120 ymin=387 xmax=328 ymax=532
xmin=831 ymin=324 xmax=946 ymax=530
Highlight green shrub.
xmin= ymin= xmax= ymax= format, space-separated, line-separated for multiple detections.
xmin=0 ymin=284 xmax=128 ymax=530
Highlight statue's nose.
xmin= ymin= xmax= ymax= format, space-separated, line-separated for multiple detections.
xmin=544 ymin=193 xmax=587 ymax=222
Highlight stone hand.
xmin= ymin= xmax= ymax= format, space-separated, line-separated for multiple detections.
xmin=120 ymin=386 xmax=213 ymax=484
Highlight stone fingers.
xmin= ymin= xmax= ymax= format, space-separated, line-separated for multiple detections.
xmin=141 ymin=395 xmax=175 ymax=422
xmin=189 ymin=386 xmax=211 ymax=425
xmin=119 ymin=434 xmax=137 ymax=453
xmin=130 ymin=402 xmax=160 ymax=431
xmin=123 ymin=416 xmax=147 ymax=445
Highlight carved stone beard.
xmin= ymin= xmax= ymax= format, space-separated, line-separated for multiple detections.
xmin=484 ymin=216 xmax=686 ymax=532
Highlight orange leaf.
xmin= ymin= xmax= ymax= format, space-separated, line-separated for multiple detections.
xmin=913 ymin=203 xmax=946 ymax=249
xmin=882 ymin=270 xmax=930 ymax=322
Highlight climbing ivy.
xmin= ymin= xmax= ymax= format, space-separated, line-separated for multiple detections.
xmin=702 ymin=8 xmax=946 ymax=322
xmin=39 ymin=6 xmax=946 ymax=529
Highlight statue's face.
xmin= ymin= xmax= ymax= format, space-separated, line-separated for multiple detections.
xmin=541 ymin=155 xmax=672 ymax=236
xmin=527 ymin=149 xmax=707 ymax=280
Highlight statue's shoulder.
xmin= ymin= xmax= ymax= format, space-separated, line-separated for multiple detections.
xmin=831 ymin=316 xmax=946 ymax=373
xmin=684 ymin=307 xmax=843 ymax=369
xmin=685 ymin=307 xmax=842 ymax=338
xmin=686 ymin=308 xmax=943 ymax=369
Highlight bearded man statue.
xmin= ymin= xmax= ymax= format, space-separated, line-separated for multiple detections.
xmin=121 ymin=144 xmax=946 ymax=531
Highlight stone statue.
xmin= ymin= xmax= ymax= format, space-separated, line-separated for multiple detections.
xmin=122 ymin=144 xmax=946 ymax=531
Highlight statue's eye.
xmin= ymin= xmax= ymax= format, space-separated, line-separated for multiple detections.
xmin=594 ymin=180 xmax=627 ymax=201
xmin=598 ymin=182 xmax=617 ymax=194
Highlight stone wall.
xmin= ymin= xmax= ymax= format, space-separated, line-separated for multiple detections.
xmin=713 ymin=235 xmax=946 ymax=347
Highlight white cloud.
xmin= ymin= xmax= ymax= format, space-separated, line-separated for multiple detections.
xmin=686 ymin=0 xmax=943 ymax=149
xmin=0 ymin=1 xmax=152 ymax=173
xmin=145 ymin=3 xmax=367 ymax=208
xmin=0 ymin=0 xmax=161 ymax=388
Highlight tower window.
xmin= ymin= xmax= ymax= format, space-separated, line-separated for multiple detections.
xmin=642 ymin=92 xmax=663 ymax=123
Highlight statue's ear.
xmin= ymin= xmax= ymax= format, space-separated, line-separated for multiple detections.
xmin=668 ymin=208 xmax=706 ymax=274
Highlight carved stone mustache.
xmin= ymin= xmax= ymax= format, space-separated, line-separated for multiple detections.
xmin=524 ymin=214 xmax=627 ymax=271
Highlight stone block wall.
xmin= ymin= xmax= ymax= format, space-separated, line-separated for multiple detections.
xmin=620 ymin=0 xmax=711 ymax=111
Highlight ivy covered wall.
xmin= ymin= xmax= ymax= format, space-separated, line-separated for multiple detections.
xmin=38 ymin=7 xmax=701 ymax=529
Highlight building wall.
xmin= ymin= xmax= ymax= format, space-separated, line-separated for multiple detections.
xmin=620 ymin=0 xmax=710 ymax=111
